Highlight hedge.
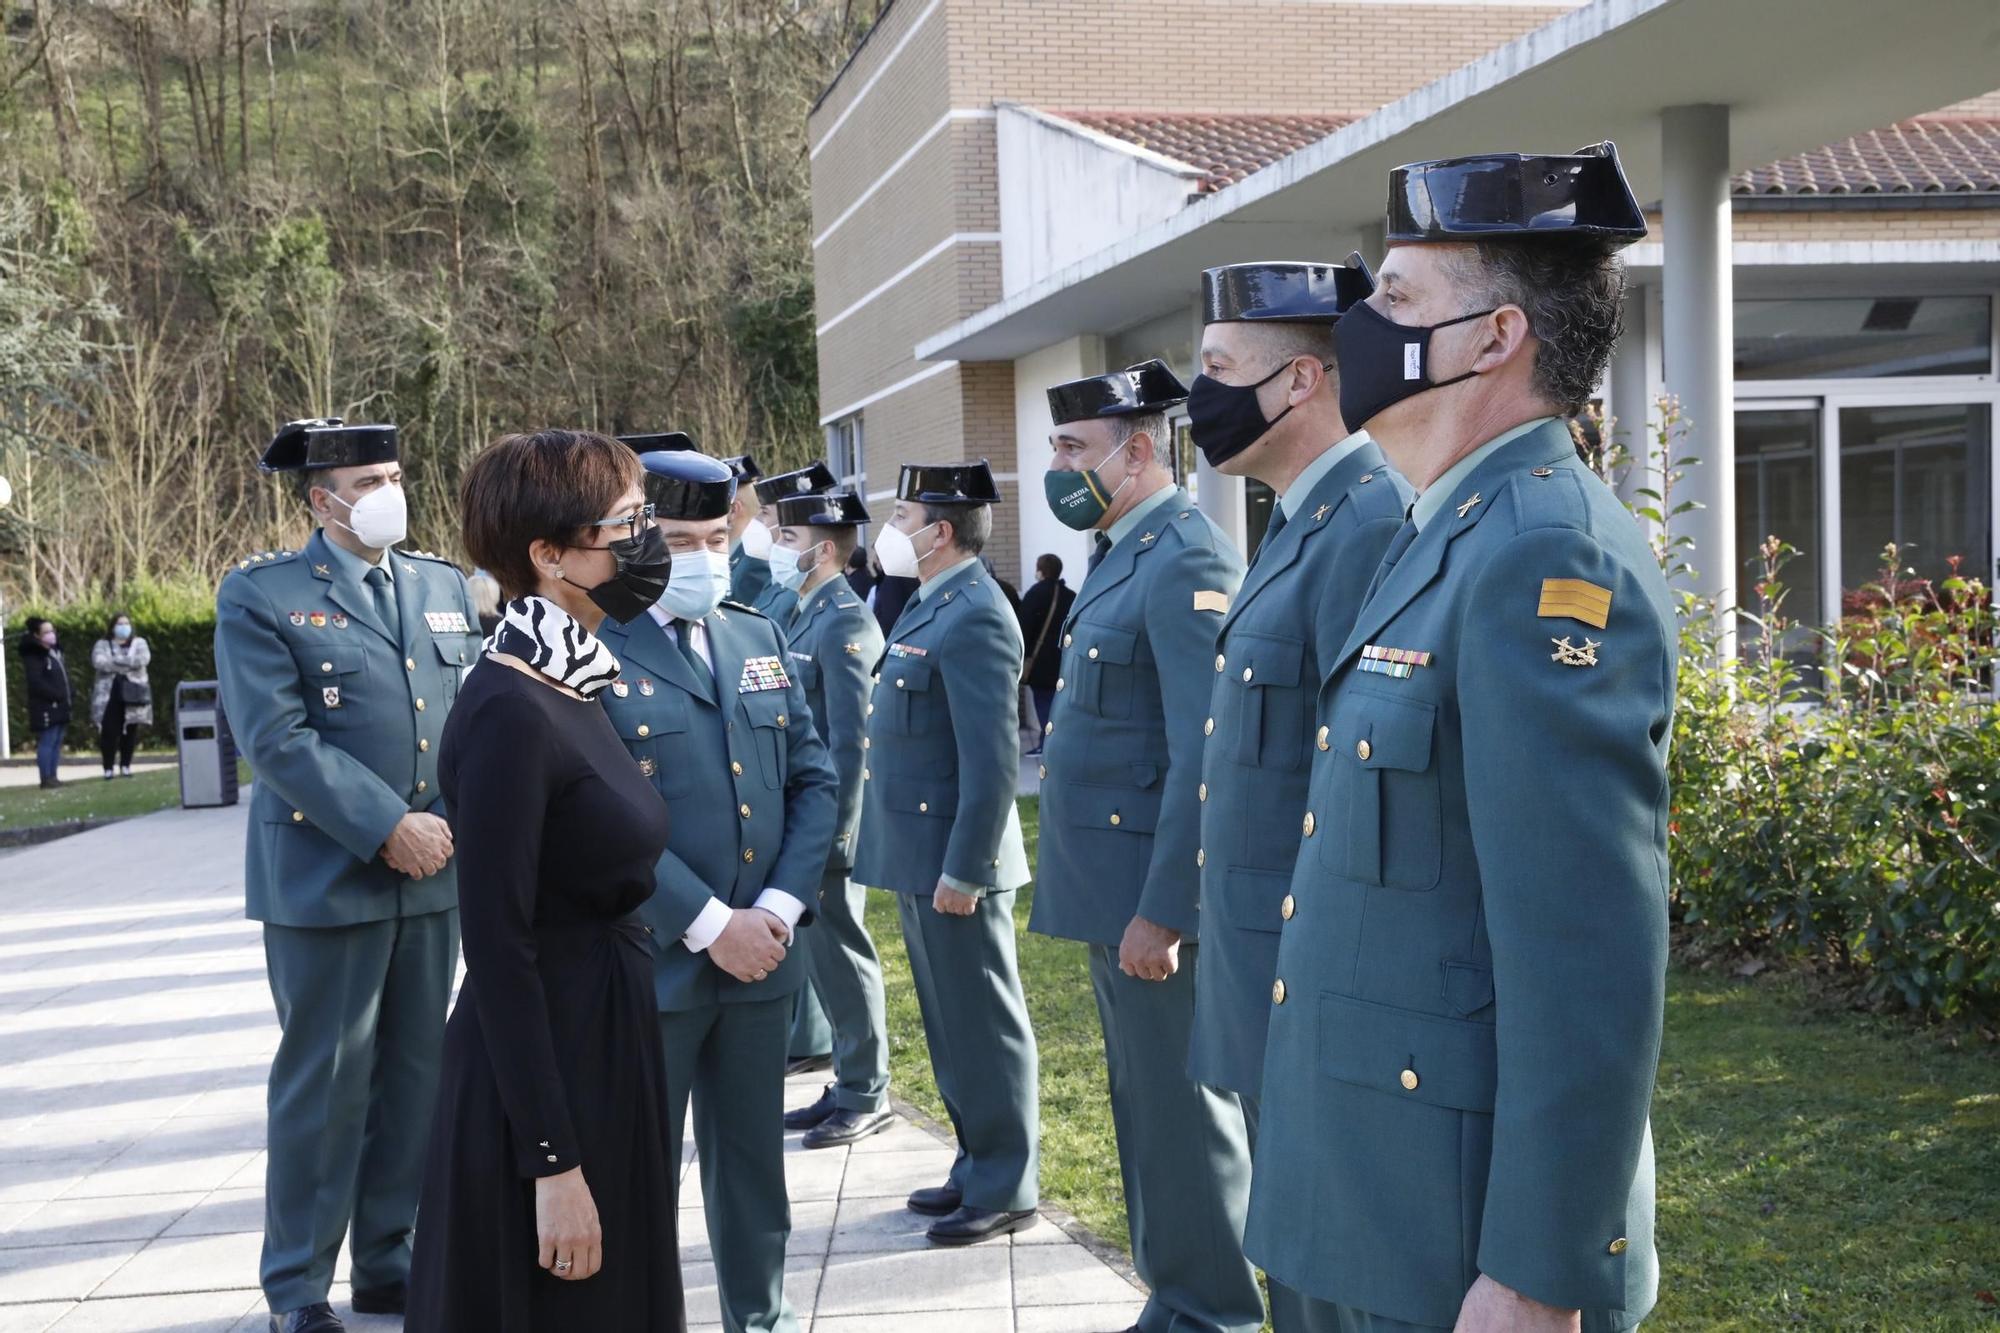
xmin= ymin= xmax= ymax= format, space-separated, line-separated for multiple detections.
xmin=5 ymin=581 xmax=218 ymax=754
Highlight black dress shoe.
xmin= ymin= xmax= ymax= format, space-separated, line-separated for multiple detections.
xmin=784 ymin=1084 xmax=838 ymax=1131
xmin=349 ymin=1283 xmax=406 ymax=1315
xmin=785 ymin=1053 xmax=833 ymax=1076
xmin=270 ymin=1304 xmax=345 ymax=1333
xmin=802 ymin=1106 xmax=895 ymax=1150
xmin=926 ymin=1204 xmax=1038 ymax=1246
xmin=906 ymin=1182 xmax=963 ymax=1216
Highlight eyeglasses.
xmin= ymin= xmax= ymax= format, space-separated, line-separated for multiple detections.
xmin=583 ymin=503 xmax=656 ymax=544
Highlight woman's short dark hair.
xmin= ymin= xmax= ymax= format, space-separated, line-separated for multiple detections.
xmin=461 ymin=430 xmax=641 ymax=600
xmin=106 ymin=611 xmax=132 ymax=638
xmin=1036 ymin=553 xmax=1063 ymax=581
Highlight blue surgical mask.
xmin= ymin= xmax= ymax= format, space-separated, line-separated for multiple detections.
xmin=767 ymin=542 xmax=815 ymax=593
xmin=113 ymin=624 xmax=133 ymax=641
xmin=657 ymin=548 xmax=733 ymax=621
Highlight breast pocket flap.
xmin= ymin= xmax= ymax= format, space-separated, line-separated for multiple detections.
xmin=882 ymin=659 xmax=934 ymax=693
xmin=612 ymin=697 xmax=690 ymax=741
xmin=1236 ymin=631 xmax=1303 ymax=688
xmin=307 ymin=646 xmax=368 ymax=677
xmin=1064 ymin=781 xmax=1160 ymax=834
xmin=1353 ymin=696 xmax=1436 ymax=772
xmin=1077 ymin=623 xmax=1137 ymax=665
xmin=1317 ymin=992 xmax=1496 ymax=1113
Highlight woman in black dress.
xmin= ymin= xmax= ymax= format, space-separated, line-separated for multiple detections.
xmin=408 ymin=430 xmax=683 ymax=1331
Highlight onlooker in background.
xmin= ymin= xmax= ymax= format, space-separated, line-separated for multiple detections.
xmin=466 ymin=569 xmax=503 ymax=637
xmin=844 ymin=546 xmax=876 ymax=602
xmin=1015 ymin=555 xmax=1074 ymax=746
xmin=19 ymin=617 xmax=72 ymax=790
xmin=870 ymin=557 xmax=919 ymax=637
xmin=91 ymin=612 xmax=153 ymax=779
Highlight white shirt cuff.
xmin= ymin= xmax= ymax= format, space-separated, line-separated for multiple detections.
xmin=753 ymin=889 xmax=807 ymax=941
xmin=680 ymin=897 xmax=734 ymax=953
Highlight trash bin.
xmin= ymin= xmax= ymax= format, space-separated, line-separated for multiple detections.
xmin=176 ymin=681 xmax=240 ymax=809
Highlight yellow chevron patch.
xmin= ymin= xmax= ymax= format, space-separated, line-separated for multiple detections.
xmin=1538 ymin=578 xmax=1613 ymax=630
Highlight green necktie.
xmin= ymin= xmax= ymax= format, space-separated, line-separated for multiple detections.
xmin=675 ymin=619 xmax=712 ymax=683
xmin=365 ymin=565 xmax=398 ymax=636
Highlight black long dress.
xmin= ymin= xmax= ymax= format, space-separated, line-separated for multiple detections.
xmin=408 ymin=658 xmax=684 ymax=1332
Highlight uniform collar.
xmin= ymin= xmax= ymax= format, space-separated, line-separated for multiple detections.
xmin=321 ymin=529 xmax=394 ymax=583
xmin=917 ymin=555 xmax=980 ymax=602
xmin=1106 ymin=482 xmax=1177 ymax=547
xmin=1411 ymin=416 xmax=1556 ymax=531
xmin=1280 ymin=431 xmax=1372 ymax=517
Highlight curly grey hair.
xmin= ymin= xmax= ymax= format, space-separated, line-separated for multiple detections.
xmin=1446 ymin=241 xmax=1627 ymax=415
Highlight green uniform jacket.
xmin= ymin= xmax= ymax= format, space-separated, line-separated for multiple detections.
xmin=1191 ymin=440 xmax=1404 ymax=1096
xmin=595 ymin=602 xmax=840 ymax=1013
xmin=215 ymin=530 xmax=481 ymax=927
xmin=851 ymin=561 xmax=1029 ymax=896
xmin=783 ymin=575 xmax=882 ymax=872
xmin=1245 ymin=421 xmax=1674 ymax=1329
xmin=1029 ymin=490 xmax=1245 ymax=948
xmin=754 ymin=579 xmax=800 ymax=624
xmin=731 ymin=542 xmax=774 ymax=608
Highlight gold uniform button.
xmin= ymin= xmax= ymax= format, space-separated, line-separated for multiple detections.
xmin=1038 ymin=764 xmax=1048 ymax=780
xmin=1400 ymin=1069 xmax=1419 ymax=1091
xmin=742 ymin=849 xmax=756 ymax=864
xmin=866 ymin=703 xmax=875 ymax=716
xmin=1356 ymin=738 xmax=1372 ymax=761
xmin=1109 ymin=813 xmax=1121 ymax=827
xmin=1281 ymin=894 xmax=1295 ymax=921
xmin=1214 ymin=654 xmax=1225 ymax=672
xmin=1242 ymin=667 xmax=1253 ymax=682
xmin=415 ymin=698 xmax=426 ymax=712
xmin=1272 ymin=979 xmax=1287 ymax=1004
xmin=1608 ymin=1237 xmax=1629 ymax=1256
xmin=864 ymin=768 xmax=871 ymax=780
xmin=1088 ymin=647 xmax=1100 ymax=660
xmin=291 ymin=811 xmax=304 ymax=823
xmin=1198 ymin=783 xmax=1207 ymax=802
xmin=405 ymin=657 xmax=416 ymax=671
xmin=1055 ymin=678 xmax=1065 ymax=692
xmin=637 ymin=724 xmax=651 ymax=738
xmin=738 ymin=804 xmax=751 ymax=819
xmin=1317 ymin=726 xmax=1329 ymax=751
xmin=1533 ymin=467 xmax=1555 ymax=478
xmin=1203 ymin=717 xmax=1214 ymax=736
xmin=896 ymin=678 xmax=906 ymax=688
xmin=419 ymin=739 xmax=430 ymax=752
xmin=319 ymin=661 xmax=333 ymax=673
xmin=1044 ymin=722 xmax=1053 ymax=736
xmin=1063 ymin=634 xmax=1073 ymax=647
xmin=731 ymin=761 xmax=744 ymax=776
xmin=863 ymin=738 xmax=871 ymax=750
xmin=919 ymin=802 xmax=929 ymax=813
xmin=1196 ymin=848 xmax=1206 ymax=867
xmin=1303 ymin=812 xmax=1316 ymax=837
xmin=776 ymin=714 xmax=787 ymax=728
xmin=416 ymin=780 xmax=428 ymax=794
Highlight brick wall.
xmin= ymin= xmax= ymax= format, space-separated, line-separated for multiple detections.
xmin=1642 ymin=208 xmax=2000 ymax=246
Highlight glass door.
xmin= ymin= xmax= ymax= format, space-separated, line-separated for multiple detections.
xmin=1734 ymin=403 xmax=1823 ymax=661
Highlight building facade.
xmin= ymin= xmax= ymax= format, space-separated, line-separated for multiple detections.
xmin=809 ymin=0 xmax=2000 ymax=627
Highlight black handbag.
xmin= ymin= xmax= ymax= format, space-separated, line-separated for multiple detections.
xmin=115 ymin=675 xmax=150 ymax=709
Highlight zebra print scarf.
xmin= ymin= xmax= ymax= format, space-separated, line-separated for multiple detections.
xmin=488 ymin=596 xmax=622 ymax=698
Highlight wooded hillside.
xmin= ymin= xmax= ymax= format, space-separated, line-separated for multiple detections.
xmin=0 ymin=0 xmax=880 ymax=605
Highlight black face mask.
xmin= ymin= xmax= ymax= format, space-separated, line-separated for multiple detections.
xmin=1335 ymin=299 xmax=1496 ymax=432
xmin=584 ymin=523 xmax=673 ymax=624
xmin=1187 ymin=359 xmax=1322 ymax=468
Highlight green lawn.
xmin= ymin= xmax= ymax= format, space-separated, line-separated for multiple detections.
xmin=869 ymin=796 xmax=2000 ymax=1330
xmin=0 ymin=758 xmax=251 ymax=831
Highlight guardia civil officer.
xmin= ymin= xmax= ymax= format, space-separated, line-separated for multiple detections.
xmin=595 ymin=446 xmax=839 ymax=1333
xmin=1029 ymin=363 xmax=1259 ymax=1333
xmin=215 ymin=419 xmax=481 ymax=1333
xmin=1184 ymin=257 xmax=1405 ymax=1330
xmin=1244 ymin=143 xmax=1672 ymax=1333
xmin=768 ymin=487 xmax=896 ymax=1148
xmin=723 ymin=451 xmax=776 ymax=607
xmin=748 ymin=460 xmax=839 ymax=623
xmin=850 ymin=461 xmax=1039 ymax=1246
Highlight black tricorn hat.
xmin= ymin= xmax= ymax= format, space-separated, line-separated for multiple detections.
xmin=1201 ymin=254 xmax=1375 ymax=325
xmin=639 ymin=449 xmax=737 ymax=521
xmin=774 ymin=489 xmax=871 ymax=528
xmin=754 ymin=460 xmax=839 ymax=507
xmin=897 ymin=460 xmax=1000 ymax=505
xmin=1386 ymin=141 xmax=1647 ymax=249
xmin=720 ymin=453 xmax=763 ymax=484
xmin=1046 ymin=359 xmax=1189 ymax=427
xmin=617 ymin=431 xmax=695 ymax=454
xmin=259 ymin=418 xmax=400 ymax=473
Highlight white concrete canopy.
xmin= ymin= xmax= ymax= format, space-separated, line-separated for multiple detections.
xmin=916 ymin=0 xmax=2000 ymax=364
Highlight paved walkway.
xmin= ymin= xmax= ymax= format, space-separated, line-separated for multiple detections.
xmin=0 ymin=759 xmax=173 ymax=791
xmin=0 ymin=803 xmax=1144 ymax=1331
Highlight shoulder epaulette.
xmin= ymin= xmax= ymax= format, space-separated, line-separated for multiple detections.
xmin=719 ymin=598 xmax=768 ymax=620
xmin=233 ymin=548 xmax=301 ymax=573
xmin=1504 ymin=458 xmax=1591 ymax=535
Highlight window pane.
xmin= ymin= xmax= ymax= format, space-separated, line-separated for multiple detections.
xmin=1734 ymin=407 xmax=1822 ymax=632
xmin=1735 ymin=296 xmax=1991 ymax=380
xmin=1838 ymin=403 xmax=1992 ymax=596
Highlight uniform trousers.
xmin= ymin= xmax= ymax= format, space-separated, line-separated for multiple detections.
xmin=660 ymin=997 xmax=800 ymax=1333
xmin=260 ymin=910 xmax=457 ymax=1312
xmin=895 ymin=889 xmax=1038 ymax=1211
xmin=802 ymin=869 xmax=889 ymax=1112
xmin=1087 ymin=943 xmax=1263 ymax=1333
xmin=787 ymin=980 xmax=832 ymax=1061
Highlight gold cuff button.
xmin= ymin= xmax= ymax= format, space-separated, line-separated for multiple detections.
xmin=1356 ymin=738 xmax=1372 ymax=761
xmin=1088 ymin=647 xmax=1099 ymax=660
xmin=1303 ymin=812 xmax=1316 ymax=837
xmin=1203 ymin=717 xmax=1214 ymax=736
xmin=1317 ymin=726 xmax=1329 ymax=751
xmin=731 ymin=761 xmax=744 ymax=776
xmin=1400 ymin=1069 xmax=1419 ymax=1091
xmin=1608 ymin=1237 xmax=1629 ymax=1255
xmin=742 ymin=849 xmax=756 ymax=864
xmin=1272 ymin=979 xmax=1287 ymax=1004
xmin=637 ymin=724 xmax=651 ymax=738
xmin=1109 ymin=813 xmax=1121 ymax=827
xmin=291 ymin=811 xmax=304 ymax=823
xmin=1281 ymin=894 xmax=1295 ymax=921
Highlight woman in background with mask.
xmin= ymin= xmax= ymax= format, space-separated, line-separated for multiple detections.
xmin=19 ymin=617 xmax=73 ymax=790
xmin=90 ymin=612 xmax=153 ymax=779
xmin=407 ymin=429 xmax=684 ymax=1331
